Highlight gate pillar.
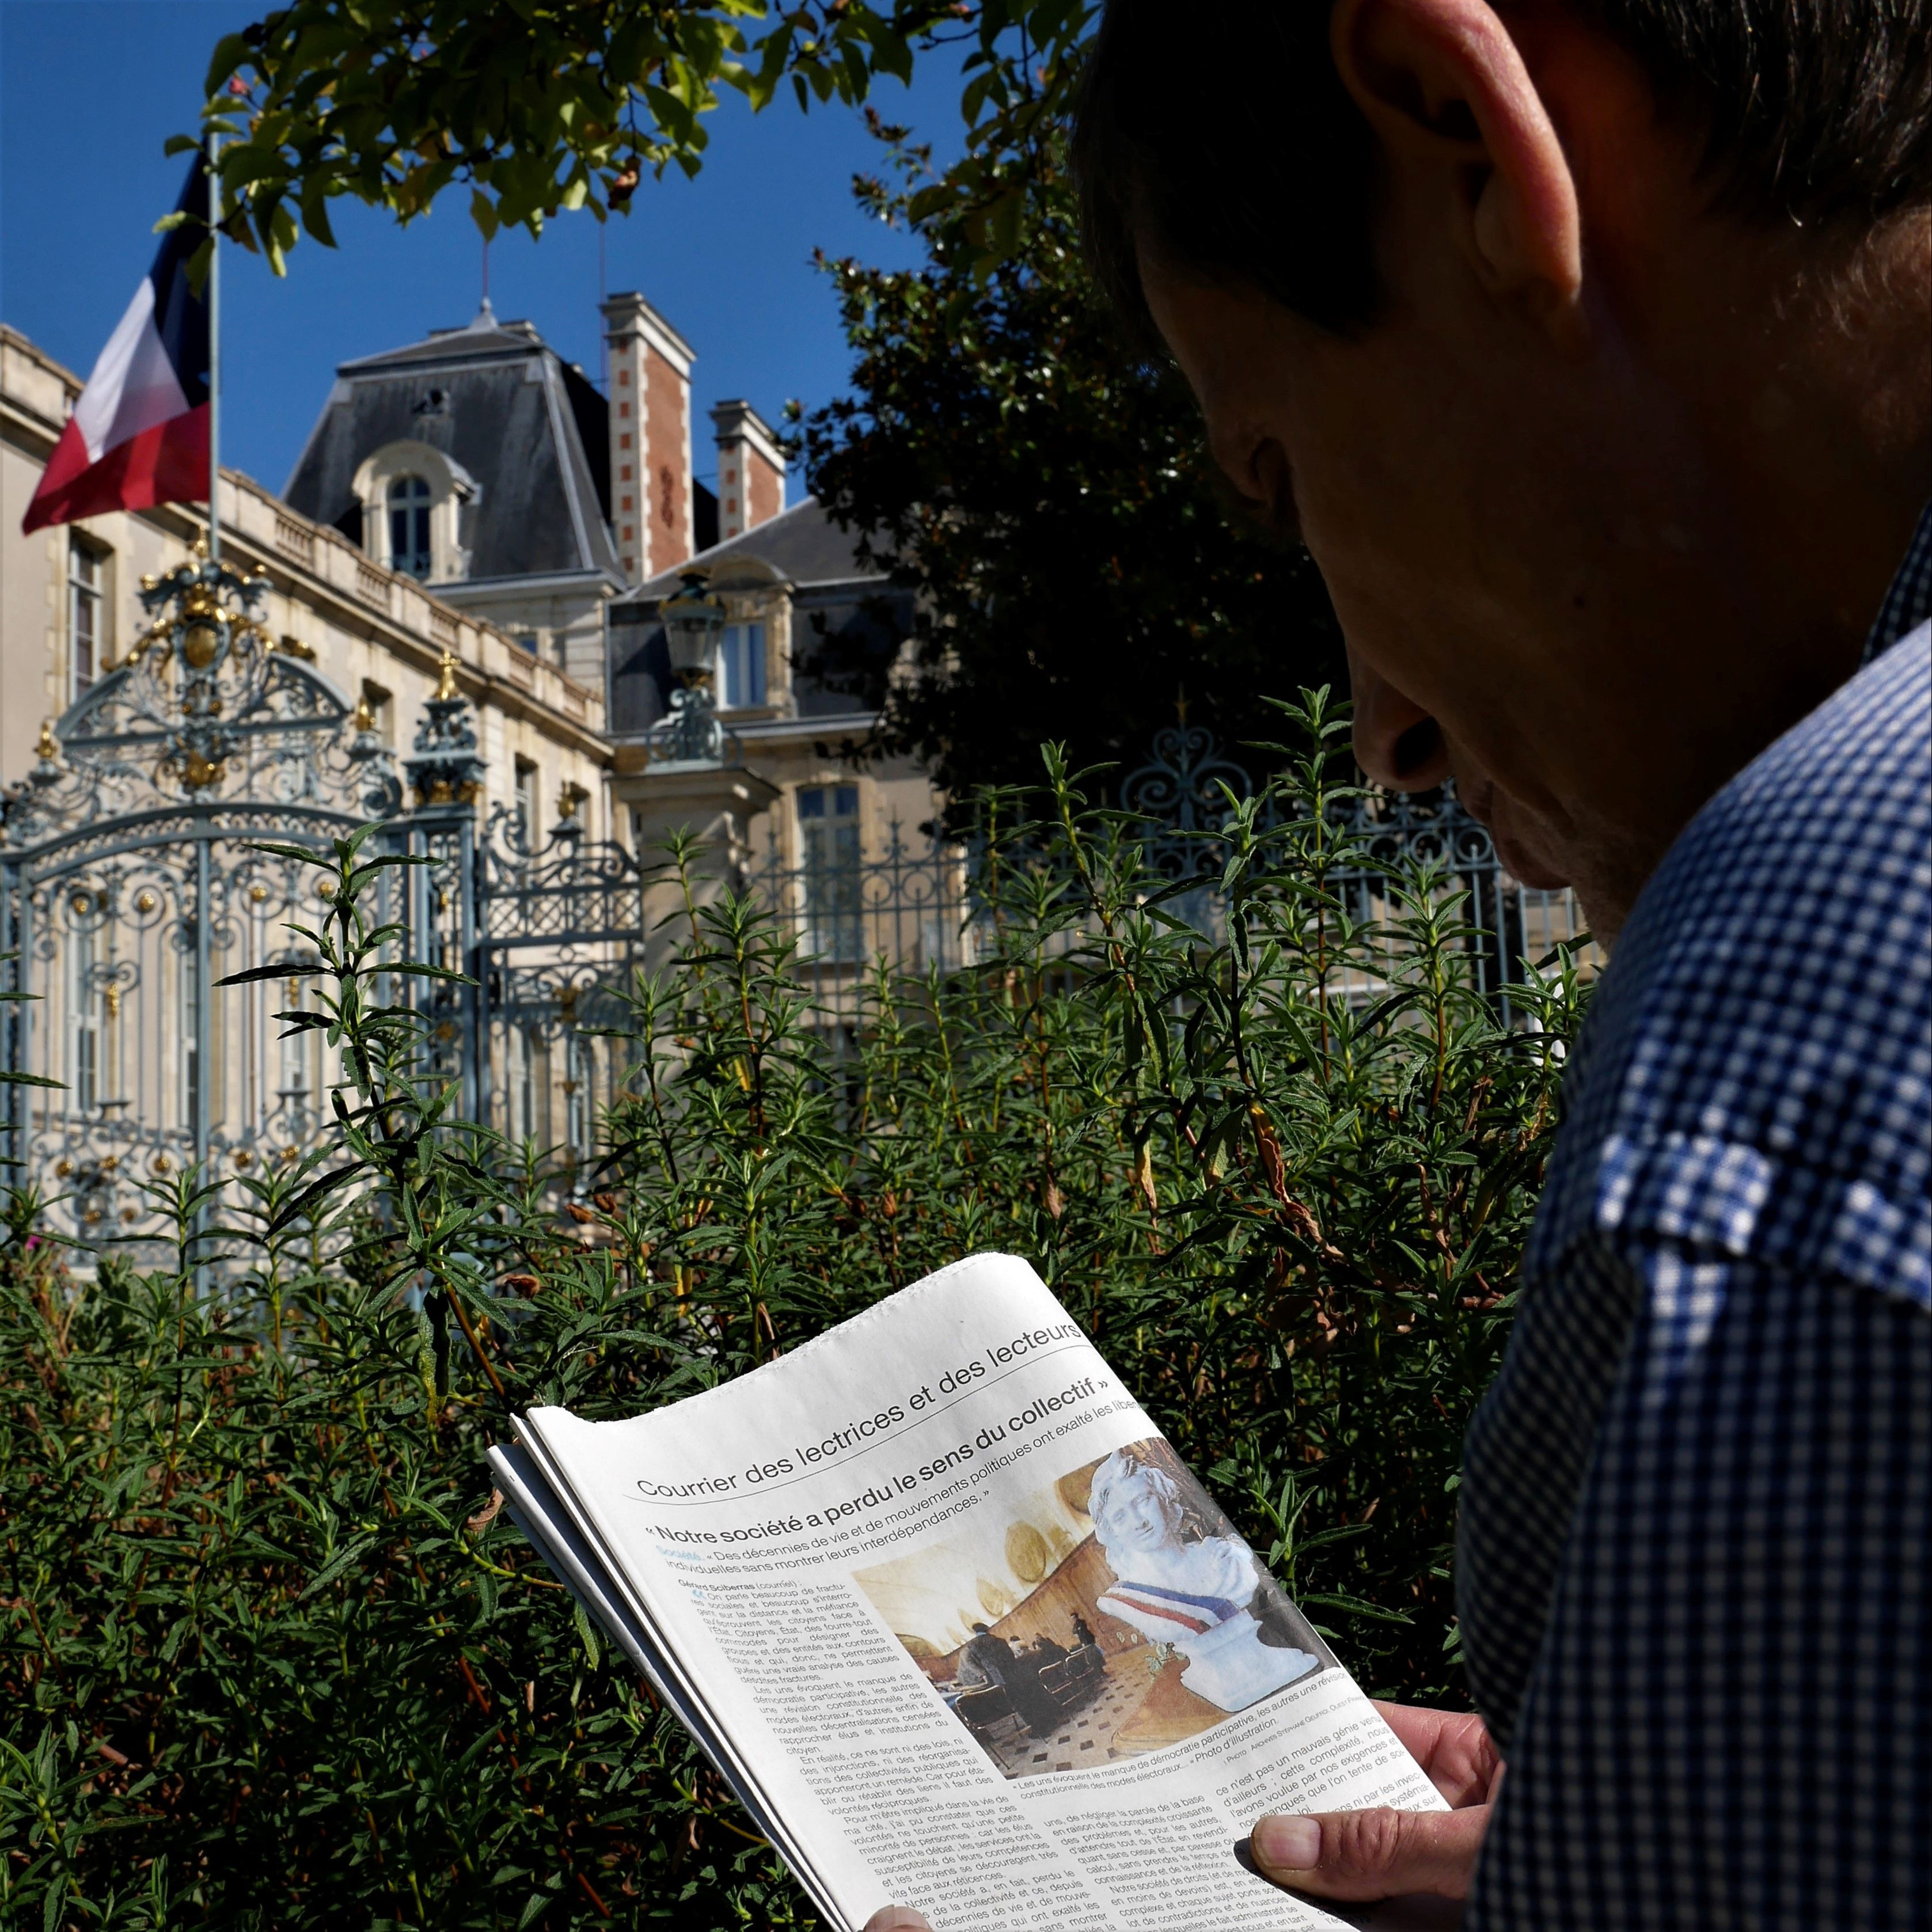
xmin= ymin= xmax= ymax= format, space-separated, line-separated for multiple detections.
xmin=404 ymin=652 xmax=489 ymax=1122
xmin=620 ymin=765 xmax=781 ymax=893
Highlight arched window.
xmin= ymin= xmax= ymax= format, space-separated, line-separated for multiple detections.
xmin=386 ymin=474 xmax=432 ymax=579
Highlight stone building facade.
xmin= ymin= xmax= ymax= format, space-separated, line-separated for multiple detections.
xmin=3 ymin=287 xmax=938 ymax=885
xmin=2 ymin=323 xmax=608 ymax=851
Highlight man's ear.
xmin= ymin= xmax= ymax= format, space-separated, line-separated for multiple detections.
xmin=1331 ymin=0 xmax=1585 ymax=346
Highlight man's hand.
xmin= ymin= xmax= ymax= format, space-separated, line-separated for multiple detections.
xmin=1250 ymin=1702 xmax=1501 ymax=1902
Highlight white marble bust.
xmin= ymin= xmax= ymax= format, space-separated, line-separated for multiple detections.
xmin=1089 ymin=1449 xmax=1319 ymax=1711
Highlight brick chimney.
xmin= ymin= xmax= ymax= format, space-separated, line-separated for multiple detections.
xmin=711 ymin=400 xmax=785 ymax=544
xmin=601 ymin=292 xmax=696 ymax=582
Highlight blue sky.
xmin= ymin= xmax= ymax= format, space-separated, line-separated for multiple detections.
xmin=0 ymin=1 xmax=966 ymax=499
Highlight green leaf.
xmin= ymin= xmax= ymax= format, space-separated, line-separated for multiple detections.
xmin=572 ymin=1599 xmax=601 ymax=1671
xmin=267 ymin=1160 xmax=369 ymax=1233
xmin=217 ymin=962 xmax=314 ymax=988
xmin=1297 ymin=1592 xmax=1415 ymax=1627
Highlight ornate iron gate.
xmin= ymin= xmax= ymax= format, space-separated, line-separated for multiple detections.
xmin=0 ymin=548 xmax=409 ymax=1252
xmin=471 ymin=802 xmax=651 ymax=1166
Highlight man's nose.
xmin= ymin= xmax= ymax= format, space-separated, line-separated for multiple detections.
xmin=1348 ymin=647 xmax=1453 ymax=793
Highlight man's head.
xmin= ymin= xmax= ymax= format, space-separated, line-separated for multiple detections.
xmin=1076 ymin=0 xmax=1930 ymax=937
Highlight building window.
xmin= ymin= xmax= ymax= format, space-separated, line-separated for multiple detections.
xmin=70 ymin=914 xmax=100 ymax=1113
xmin=278 ymin=978 xmax=311 ymax=1124
xmin=69 ymin=538 xmax=103 ymax=700
xmin=515 ymin=1025 xmax=540 ymax=1144
xmin=514 ymin=631 xmax=539 ymax=656
xmin=565 ymin=1033 xmax=593 ymax=1168
xmin=514 ymin=757 xmax=540 ymax=849
xmin=387 ymin=474 xmax=433 ymax=579
xmin=179 ymin=928 xmax=202 ymax=1129
xmin=718 ymin=623 xmax=766 ymax=709
xmin=798 ymin=783 xmax=861 ymax=960
xmin=799 ymin=783 xmax=859 ymax=843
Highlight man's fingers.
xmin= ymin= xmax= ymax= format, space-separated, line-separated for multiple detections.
xmin=863 ymin=1910 xmax=933 ymax=1931
xmin=1250 ymin=1803 xmax=1491 ymax=1902
xmin=1369 ymin=1702 xmax=1502 ymax=1808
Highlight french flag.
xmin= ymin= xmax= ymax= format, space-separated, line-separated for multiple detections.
xmin=21 ymin=156 xmax=211 ymax=535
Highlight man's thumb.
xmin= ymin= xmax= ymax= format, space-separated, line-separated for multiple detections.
xmin=1250 ymin=1804 xmax=1490 ymax=1901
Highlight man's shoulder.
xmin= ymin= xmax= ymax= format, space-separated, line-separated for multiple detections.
xmin=1531 ymin=627 xmax=1930 ymax=1308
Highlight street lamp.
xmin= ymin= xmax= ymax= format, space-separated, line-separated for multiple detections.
xmin=660 ymin=570 xmax=726 ymax=686
xmin=648 ymin=569 xmax=734 ymax=767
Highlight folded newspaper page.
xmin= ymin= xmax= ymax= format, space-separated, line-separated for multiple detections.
xmin=489 ymin=1252 xmax=1445 ymax=1932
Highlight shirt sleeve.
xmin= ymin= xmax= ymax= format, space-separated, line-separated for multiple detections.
xmin=1467 ymin=1243 xmax=1931 ymax=1931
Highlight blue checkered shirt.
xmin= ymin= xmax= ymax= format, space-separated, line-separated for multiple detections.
xmin=1459 ymin=503 xmax=1932 ymax=1931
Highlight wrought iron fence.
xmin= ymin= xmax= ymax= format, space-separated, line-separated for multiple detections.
xmin=717 ymin=722 xmax=1597 ymax=1031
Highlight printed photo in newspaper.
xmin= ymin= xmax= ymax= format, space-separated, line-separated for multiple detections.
xmin=854 ymin=1436 xmax=1336 ymax=1780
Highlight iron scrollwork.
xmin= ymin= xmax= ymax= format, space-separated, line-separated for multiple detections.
xmin=1119 ymin=722 xmax=1259 ymax=883
xmin=0 ymin=543 xmax=399 ymax=850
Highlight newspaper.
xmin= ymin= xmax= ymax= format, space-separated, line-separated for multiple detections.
xmin=490 ymin=1252 xmax=1446 ymax=1932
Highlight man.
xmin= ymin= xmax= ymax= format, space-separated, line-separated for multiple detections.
xmin=869 ymin=0 xmax=1928 ymax=1924
xmin=1027 ymin=1633 xmax=1069 ymax=1670
xmin=955 ymin=1620 xmax=1016 ymax=1697
xmin=958 ymin=1621 xmax=1062 ymax=1739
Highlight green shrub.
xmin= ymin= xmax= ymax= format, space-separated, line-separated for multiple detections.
xmin=0 ymin=695 xmax=1585 ymax=1928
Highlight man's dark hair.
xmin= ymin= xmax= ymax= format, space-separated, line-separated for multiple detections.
xmin=1073 ymin=0 xmax=1932 ymax=343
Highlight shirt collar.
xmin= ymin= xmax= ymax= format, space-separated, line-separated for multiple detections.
xmin=1862 ymin=497 xmax=1932 ymax=666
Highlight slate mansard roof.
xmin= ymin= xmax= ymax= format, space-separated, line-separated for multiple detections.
xmin=281 ymin=305 xmax=622 ymax=584
xmin=632 ymin=494 xmax=879 ymax=599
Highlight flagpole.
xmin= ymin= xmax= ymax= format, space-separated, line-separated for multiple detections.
xmin=206 ymin=126 xmax=221 ymax=567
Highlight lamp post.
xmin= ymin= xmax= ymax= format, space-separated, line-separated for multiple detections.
xmin=619 ymin=569 xmax=779 ymax=887
xmin=648 ymin=570 xmax=731 ymax=767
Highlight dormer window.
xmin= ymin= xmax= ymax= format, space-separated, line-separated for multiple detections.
xmin=363 ymin=442 xmax=483 ymax=579
xmin=388 ymin=475 xmax=433 ymax=579
xmin=356 ymin=443 xmax=479 ymax=584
